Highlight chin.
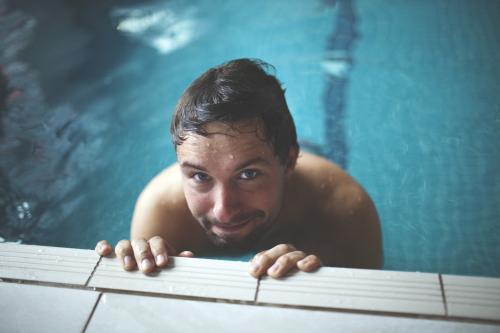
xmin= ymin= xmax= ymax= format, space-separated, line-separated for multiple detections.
xmin=207 ymin=221 xmax=271 ymax=251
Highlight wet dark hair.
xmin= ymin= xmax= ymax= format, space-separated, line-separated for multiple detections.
xmin=170 ymin=58 xmax=298 ymax=164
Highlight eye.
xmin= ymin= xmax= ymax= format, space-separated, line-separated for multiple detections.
xmin=239 ymin=169 xmax=259 ymax=180
xmin=192 ymin=172 xmax=211 ymax=182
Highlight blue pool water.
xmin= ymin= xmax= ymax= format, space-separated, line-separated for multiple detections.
xmin=1 ymin=0 xmax=499 ymax=277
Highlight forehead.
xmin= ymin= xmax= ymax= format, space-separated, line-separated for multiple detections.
xmin=177 ymin=120 xmax=274 ymax=160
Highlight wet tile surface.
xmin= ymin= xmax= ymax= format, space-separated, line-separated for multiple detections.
xmin=0 ymin=243 xmax=99 ymax=285
xmin=0 ymin=282 xmax=100 ymax=333
xmin=257 ymin=267 xmax=445 ymax=316
xmin=86 ymin=292 xmax=500 ymax=333
xmin=88 ymin=256 xmax=258 ymax=301
xmin=443 ymin=275 xmax=500 ymax=321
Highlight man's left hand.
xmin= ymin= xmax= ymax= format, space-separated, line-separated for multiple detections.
xmin=249 ymin=244 xmax=322 ymax=278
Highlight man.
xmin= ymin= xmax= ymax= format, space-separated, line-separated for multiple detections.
xmin=96 ymin=58 xmax=382 ymax=278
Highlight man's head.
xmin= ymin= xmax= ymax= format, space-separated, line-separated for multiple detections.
xmin=171 ymin=59 xmax=299 ymax=249
xmin=170 ymin=58 xmax=298 ymax=164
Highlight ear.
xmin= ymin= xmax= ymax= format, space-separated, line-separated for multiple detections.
xmin=284 ymin=146 xmax=299 ymax=176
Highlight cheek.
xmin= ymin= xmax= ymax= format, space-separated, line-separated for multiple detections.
xmin=184 ymin=188 xmax=212 ymax=217
xmin=251 ymin=181 xmax=283 ymax=210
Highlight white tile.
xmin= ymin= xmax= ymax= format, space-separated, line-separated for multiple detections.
xmin=0 ymin=282 xmax=100 ymax=333
xmin=0 ymin=243 xmax=99 ymax=285
xmin=86 ymin=292 xmax=500 ymax=333
xmin=443 ymin=275 xmax=500 ymax=321
xmin=257 ymin=267 xmax=445 ymax=316
xmin=88 ymin=256 xmax=258 ymax=301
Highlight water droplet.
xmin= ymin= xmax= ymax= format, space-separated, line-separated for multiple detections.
xmin=229 ymin=154 xmax=234 ymax=159
xmin=22 ymin=202 xmax=29 ymax=209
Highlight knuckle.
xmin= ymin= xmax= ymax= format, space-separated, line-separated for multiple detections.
xmin=116 ymin=239 xmax=130 ymax=248
xmin=136 ymin=248 xmax=150 ymax=257
xmin=253 ymin=251 xmax=265 ymax=260
xmin=258 ymin=253 xmax=272 ymax=264
xmin=115 ymin=246 xmax=129 ymax=257
xmin=275 ymin=244 xmax=289 ymax=252
xmin=294 ymin=251 xmax=306 ymax=258
xmin=309 ymin=255 xmax=321 ymax=265
xmin=149 ymin=236 xmax=164 ymax=244
xmin=131 ymin=238 xmax=146 ymax=247
xmin=115 ymin=240 xmax=130 ymax=253
xmin=277 ymin=256 xmax=291 ymax=266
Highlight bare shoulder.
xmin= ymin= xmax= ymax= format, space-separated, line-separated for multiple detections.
xmin=140 ymin=163 xmax=184 ymax=204
xmin=131 ymin=163 xmax=209 ymax=252
xmin=295 ymin=152 xmax=364 ymax=210
xmin=296 ymin=153 xmax=365 ymax=204
xmin=293 ymin=152 xmax=383 ymax=268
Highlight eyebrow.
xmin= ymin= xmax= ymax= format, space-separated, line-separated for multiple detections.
xmin=180 ymin=157 xmax=271 ymax=172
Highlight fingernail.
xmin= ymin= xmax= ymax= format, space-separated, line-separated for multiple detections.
xmin=156 ymin=254 xmax=166 ymax=266
xmin=251 ymin=262 xmax=260 ymax=273
xmin=141 ymin=258 xmax=153 ymax=271
xmin=300 ymin=258 xmax=309 ymax=266
xmin=124 ymin=255 xmax=133 ymax=267
xmin=269 ymin=264 xmax=280 ymax=274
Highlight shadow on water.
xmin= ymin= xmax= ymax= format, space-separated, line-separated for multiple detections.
xmin=322 ymin=0 xmax=359 ymax=169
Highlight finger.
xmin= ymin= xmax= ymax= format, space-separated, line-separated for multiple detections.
xmin=131 ymin=238 xmax=155 ymax=273
xmin=267 ymin=251 xmax=307 ymax=278
xmin=115 ymin=240 xmax=136 ymax=271
xmin=249 ymin=244 xmax=297 ymax=277
xmin=297 ymin=255 xmax=322 ymax=272
xmin=178 ymin=251 xmax=194 ymax=258
xmin=148 ymin=236 xmax=169 ymax=267
xmin=95 ymin=240 xmax=113 ymax=256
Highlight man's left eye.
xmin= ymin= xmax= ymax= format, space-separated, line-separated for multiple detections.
xmin=240 ymin=169 xmax=259 ymax=180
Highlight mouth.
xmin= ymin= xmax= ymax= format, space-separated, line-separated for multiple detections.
xmin=212 ymin=220 xmax=251 ymax=234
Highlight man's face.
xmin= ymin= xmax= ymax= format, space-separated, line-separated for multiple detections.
xmin=177 ymin=120 xmax=294 ymax=249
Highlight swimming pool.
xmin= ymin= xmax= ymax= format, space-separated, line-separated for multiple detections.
xmin=1 ymin=0 xmax=499 ymax=277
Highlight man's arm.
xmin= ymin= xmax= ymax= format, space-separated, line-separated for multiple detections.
xmin=96 ymin=164 xmax=208 ymax=273
xmin=326 ymin=181 xmax=383 ymax=269
xmin=247 ymin=154 xmax=383 ymax=278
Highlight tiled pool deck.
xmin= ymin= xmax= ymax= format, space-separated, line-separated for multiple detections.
xmin=1 ymin=243 xmax=499 ymax=332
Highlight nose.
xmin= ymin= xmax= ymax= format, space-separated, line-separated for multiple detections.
xmin=212 ymin=183 xmax=240 ymax=224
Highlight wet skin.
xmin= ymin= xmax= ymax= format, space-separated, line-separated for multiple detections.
xmin=96 ymin=120 xmax=382 ymax=278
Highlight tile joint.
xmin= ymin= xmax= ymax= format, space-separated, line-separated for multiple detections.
xmin=85 ymin=255 xmax=103 ymax=287
xmin=253 ymin=277 xmax=261 ymax=302
xmin=438 ymin=273 xmax=448 ymax=316
xmin=81 ymin=292 xmax=102 ymax=333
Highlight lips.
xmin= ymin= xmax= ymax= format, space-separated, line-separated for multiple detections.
xmin=214 ymin=221 xmax=249 ymax=231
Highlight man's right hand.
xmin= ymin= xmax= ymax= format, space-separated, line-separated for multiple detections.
xmin=95 ymin=237 xmax=193 ymax=274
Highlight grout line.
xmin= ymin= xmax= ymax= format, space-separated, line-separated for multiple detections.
xmin=81 ymin=292 xmax=102 ymax=333
xmin=85 ymin=256 xmax=103 ymax=287
xmin=2 ymin=276 xmax=500 ymax=325
xmin=253 ymin=277 xmax=261 ymax=302
xmin=439 ymin=274 xmax=448 ymax=316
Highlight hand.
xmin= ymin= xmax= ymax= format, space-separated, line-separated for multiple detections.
xmin=95 ymin=237 xmax=194 ymax=274
xmin=249 ymin=244 xmax=321 ymax=278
